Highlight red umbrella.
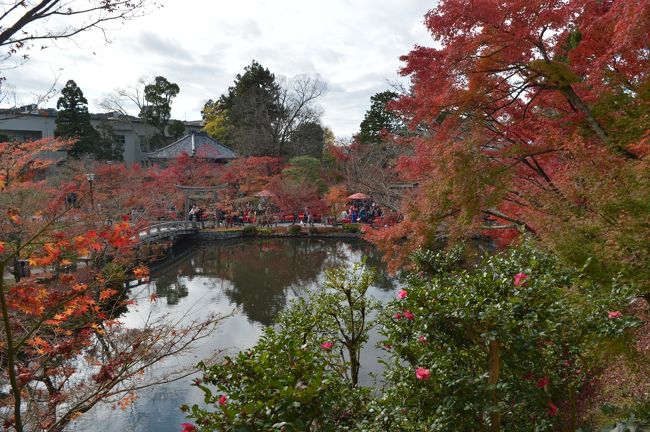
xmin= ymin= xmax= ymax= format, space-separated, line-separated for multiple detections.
xmin=347 ymin=192 xmax=370 ymax=200
xmin=254 ymin=189 xmax=276 ymax=198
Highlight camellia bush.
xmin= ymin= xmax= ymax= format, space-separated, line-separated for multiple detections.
xmin=374 ymin=244 xmax=639 ymax=432
xmin=183 ymin=320 xmax=370 ymax=431
xmin=181 ymin=244 xmax=642 ymax=432
xmin=183 ymin=262 xmax=378 ymax=431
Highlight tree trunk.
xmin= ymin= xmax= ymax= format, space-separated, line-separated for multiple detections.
xmin=0 ymin=263 xmax=24 ymax=432
xmin=561 ymin=85 xmax=637 ymax=159
xmin=349 ymin=345 xmax=360 ymax=386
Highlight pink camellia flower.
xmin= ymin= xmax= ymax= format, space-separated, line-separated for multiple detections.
xmin=181 ymin=423 xmax=196 ymax=432
xmin=321 ymin=341 xmax=334 ymax=350
xmin=219 ymin=394 xmax=228 ymax=406
xmin=393 ymin=312 xmax=402 ymax=320
xmin=403 ymin=310 xmax=415 ymax=321
xmin=608 ymin=311 xmax=622 ymax=319
xmin=397 ymin=289 xmax=408 ymax=299
xmin=547 ymin=401 xmax=559 ymax=416
xmin=415 ymin=367 xmax=431 ymax=380
xmin=536 ymin=376 xmax=550 ymax=389
xmin=513 ymin=273 xmax=529 ymax=287
xmin=418 ymin=335 xmax=427 ymax=344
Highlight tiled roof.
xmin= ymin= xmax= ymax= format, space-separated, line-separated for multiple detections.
xmin=145 ymin=131 xmax=237 ymax=161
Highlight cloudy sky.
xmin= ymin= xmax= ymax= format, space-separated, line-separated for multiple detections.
xmin=3 ymin=0 xmax=434 ymax=137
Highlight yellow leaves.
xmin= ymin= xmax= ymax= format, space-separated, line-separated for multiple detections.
xmin=90 ymin=323 xmax=105 ymax=335
xmin=69 ymin=411 xmax=83 ymax=421
xmin=7 ymin=208 xmax=20 ymax=224
xmin=528 ymin=59 xmax=580 ymax=87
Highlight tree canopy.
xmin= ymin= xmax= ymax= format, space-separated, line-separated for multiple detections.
xmin=203 ymin=60 xmax=326 ymax=158
xmin=357 ymin=90 xmax=404 ymax=145
xmin=368 ymin=0 xmax=650 ymax=286
xmin=139 ymin=76 xmax=180 ymax=146
xmin=55 ymin=80 xmax=122 ymax=160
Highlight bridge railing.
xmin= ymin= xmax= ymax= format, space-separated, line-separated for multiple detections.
xmin=138 ymin=221 xmax=198 ymax=241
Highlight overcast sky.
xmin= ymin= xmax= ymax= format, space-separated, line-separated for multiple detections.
xmin=3 ymin=0 xmax=433 ymax=137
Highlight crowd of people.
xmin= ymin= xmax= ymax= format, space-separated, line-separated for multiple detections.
xmin=337 ymin=201 xmax=383 ymax=224
xmin=185 ymin=199 xmax=395 ymax=228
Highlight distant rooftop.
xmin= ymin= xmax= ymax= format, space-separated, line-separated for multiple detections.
xmin=145 ymin=131 xmax=237 ymax=161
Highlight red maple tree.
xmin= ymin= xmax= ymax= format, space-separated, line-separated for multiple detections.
xmin=369 ymin=0 xmax=650 ymax=281
xmin=0 ymin=140 xmax=226 ymax=432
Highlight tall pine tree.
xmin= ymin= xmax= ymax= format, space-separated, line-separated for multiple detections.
xmin=55 ymin=80 xmax=122 ymax=160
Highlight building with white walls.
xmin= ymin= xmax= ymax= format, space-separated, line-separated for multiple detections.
xmin=0 ymin=105 xmax=203 ymax=165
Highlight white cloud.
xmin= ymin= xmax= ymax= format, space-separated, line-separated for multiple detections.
xmin=2 ymin=0 xmax=434 ymax=136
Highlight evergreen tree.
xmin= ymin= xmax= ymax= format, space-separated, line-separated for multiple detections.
xmin=215 ymin=60 xmax=282 ymax=156
xmin=55 ymin=80 xmax=121 ymax=160
xmin=139 ymin=76 xmax=180 ymax=144
xmin=167 ymin=119 xmax=186 ymax=141
xmin=55 ymin=80 xmax=100 ymax=158
xmin=288 ymin=121 xmax=325 ymax=159
xmin=357 ymin=91 xmax=405 ymax=145
xmin=95 ymin=121 xmax=124 ymax=161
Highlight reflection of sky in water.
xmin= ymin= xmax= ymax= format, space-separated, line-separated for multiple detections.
xmin=71 ymin=238 xmax=398 ymax=432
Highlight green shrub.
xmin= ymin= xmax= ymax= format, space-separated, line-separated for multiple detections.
xmin=182 ymin=261 xmax=378 ymax=431
xmin=241 ymin=225 xmax=257 ymax=236
xmin=256 ymin=227 xmax=274 ymax=236
xmin=183 ymin=326 xmax=369 ymax=431
xmin=376 ymin=243 xmax=639 ymax=431
xmin=342 ymin=223 xmax=361 ymax=233
xmin=287 ymin=224 xmax=302 ymax=236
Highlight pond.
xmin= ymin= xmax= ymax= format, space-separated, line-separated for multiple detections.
xmin=71 ymin=237 xmax=399 ymax=432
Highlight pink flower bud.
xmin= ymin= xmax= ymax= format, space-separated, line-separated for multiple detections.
xmin=415 ymin=367 xmax=431 ymax=380
xmin=321 ymin=341 xmax=334 ymax=350
xmin=608 ymin=311 xmax=622 ymax=319
xmin=513 ymin=272 xmax=529 ymax=287
xmin=181 ymin=423 xmax=196 ymax=432
xmin=218 ymin=395 xmax=227 ymax=406
xmin=397 ymin=289 xmax=408 ymax=299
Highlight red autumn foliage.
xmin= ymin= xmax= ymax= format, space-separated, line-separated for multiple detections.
xmin=0 ymin=138 xmax=226 ymax=432
xmin=368 ymin=0 xmax=650 ymax=277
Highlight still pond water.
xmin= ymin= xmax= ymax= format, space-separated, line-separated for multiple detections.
xmin=72 ymin=238 xmax=398 ymax=432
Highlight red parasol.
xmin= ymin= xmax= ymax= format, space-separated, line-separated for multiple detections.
xmin=347 ymin=192 xmax=371 ymax=200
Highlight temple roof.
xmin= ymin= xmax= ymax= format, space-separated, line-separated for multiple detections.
xmin=145 ymin=131 xmax=237 ymax=161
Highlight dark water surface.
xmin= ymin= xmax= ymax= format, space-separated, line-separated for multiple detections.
xmin=71 ymin=238 xmax=398 ymax=432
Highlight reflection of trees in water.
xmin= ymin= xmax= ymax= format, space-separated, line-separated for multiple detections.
xmin=149 ymin=238 xmax=395 ymax=325
xmin=345 ymin=241 xmax=396 ymax=292
xmin=213 ymin=239 xmax=339 ymax=325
